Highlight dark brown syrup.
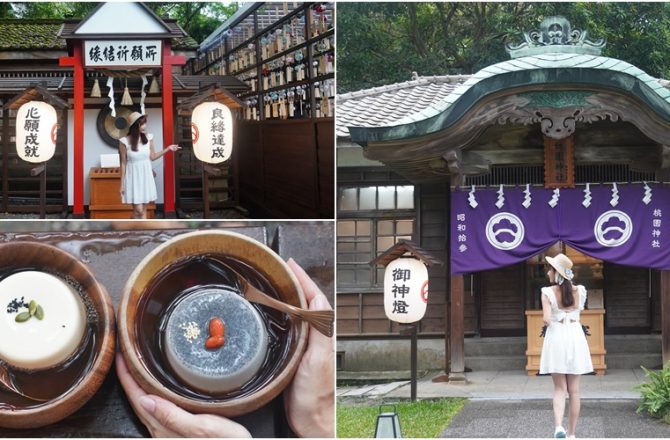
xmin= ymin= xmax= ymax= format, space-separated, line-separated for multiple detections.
xmin=136 ymin=254 xmax=298 ymax=401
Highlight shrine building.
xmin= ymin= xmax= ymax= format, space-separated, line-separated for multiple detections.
xmin=336 ymin=17 xmax=670 ymax=380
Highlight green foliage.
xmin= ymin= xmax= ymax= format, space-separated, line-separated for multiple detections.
xmin=4 ymin=2 xmax=239 ymax=44
xmin=635 ymin=363 xmax=670 ymax=423
xmin=337 ymin=398 xmax=466 ymax=438
xmin=148 ymin=2 xmax=238 ymax=44
xmin=338 ymin=2 xmax=670 ymax=93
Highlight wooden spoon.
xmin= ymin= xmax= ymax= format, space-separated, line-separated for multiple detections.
xmin=231 ymin=268 xmax=334 ymax=338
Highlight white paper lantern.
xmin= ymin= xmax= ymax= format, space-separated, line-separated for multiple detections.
xmin=16 ymin=101 xmax=58 ymax=163
xmin=191 ymin=102 xmax=233 ymax=164
xmin=383 ymin=257 xmax=429 ymax=324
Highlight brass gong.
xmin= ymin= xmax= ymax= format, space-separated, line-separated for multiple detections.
xmin=96 ymin=106 xmax=134 ymax=148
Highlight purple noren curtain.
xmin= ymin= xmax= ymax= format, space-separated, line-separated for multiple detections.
xmin=450 ymin=184 xmax=670 ymax=274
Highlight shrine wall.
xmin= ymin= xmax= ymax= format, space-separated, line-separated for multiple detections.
xmin=66 ymin=108 xmax=165 ymax=205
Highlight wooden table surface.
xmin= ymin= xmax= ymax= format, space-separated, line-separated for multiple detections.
xmin=0 ymin=223 xmax=334 ymax=437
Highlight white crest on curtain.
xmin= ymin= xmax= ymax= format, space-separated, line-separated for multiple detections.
xmin=468 ymin=185 xmax=478 ymax=208
xmin=643 ymin=182 xmax=652 ymax=205
xmin=522 ymin=184 xmax=532 ymax=208
xmin=548 ymin=188 xmax=560 ymax=208
xmin=106 ymin=77 xmax=116 ymax=117
xmin=582 ymin=183 xmax=592 ymax=208
xmin=495 ymin=184 xmax=505 ymax=209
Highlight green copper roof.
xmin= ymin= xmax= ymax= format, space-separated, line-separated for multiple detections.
xmin=393 ymin=53 xmax=670 ymax=126
xmin=349 ymin=52 xmax=670 ymax=145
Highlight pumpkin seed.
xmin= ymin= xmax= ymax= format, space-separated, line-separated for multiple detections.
xmin=15 ymin=312 xmax=31 ymax=323
xmin=35 ymin=305 xmax=44 ymax=320
xmin=29 ymin=300 xmax=37 ymax=316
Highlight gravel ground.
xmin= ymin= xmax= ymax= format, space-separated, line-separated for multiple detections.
xmin=0 ymin=208 xmax=249 ymax=220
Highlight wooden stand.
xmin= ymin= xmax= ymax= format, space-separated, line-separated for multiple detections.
xmin=89 ymin=167 xmax=155 ymax=219
xmin=525 ymin=309 xmax=607 ymax=375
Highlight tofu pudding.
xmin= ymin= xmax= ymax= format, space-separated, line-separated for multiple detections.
xmin=0 ymin=271 xmax=87 ymax=371
xmin=163 ymin=288 xmax=268 ymax=394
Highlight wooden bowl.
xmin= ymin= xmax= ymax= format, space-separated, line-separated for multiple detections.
xmin=0 ymin=241 xmax=116 ymax=429
xmin=118 ymin=230 xmax=308 ymax=417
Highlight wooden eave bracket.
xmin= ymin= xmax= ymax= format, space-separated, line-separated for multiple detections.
xmin=662 ymin=145 xmax=670 ymax=169
xmin=443 ymin=149 xmax=491 ymax=176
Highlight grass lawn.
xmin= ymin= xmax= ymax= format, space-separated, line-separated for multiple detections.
xmin=337 ymin=398 xmax=467 ymax=438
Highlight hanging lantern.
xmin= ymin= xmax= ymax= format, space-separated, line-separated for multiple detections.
xmin=191 ymin=101 xmax=233 ymax=164
xmin=91 ymin=78 xmax=101 ymax=98
xmin=121 ymin=78 xmax=133 ymax=105
xmin=16 ymin=101 xmax=58 ymax=163
xmin=149 ymin=75 xmax=160 ymax=94
xmin=383 ymin=257 xmax=429 ymax=324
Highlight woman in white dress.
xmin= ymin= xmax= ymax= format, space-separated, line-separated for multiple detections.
xmin=119 ymin=112 xmax=180 ymax=219
xmin=540 ymin=253 xmax=593 ymax=439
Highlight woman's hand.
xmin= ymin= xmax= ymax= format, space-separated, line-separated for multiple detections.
xmin=116 ymin=352 xmax=251 ymax=438
xmin=284 ymin=258 xmax=334 ymax=438
xmin=166 ymin=144 xmax=181 ymax=152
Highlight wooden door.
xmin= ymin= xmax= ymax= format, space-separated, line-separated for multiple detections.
xmin=603 ymin=263 xmax=650 ymax=333
xmin=477 ymin=263 xmax=526 ymax=336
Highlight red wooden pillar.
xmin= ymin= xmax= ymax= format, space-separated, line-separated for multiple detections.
xmin=662 ymin=270 xmax=670 ymax=365
xmin=59 ymin=42 xmax=85 ymax=217
xmin=161 ymin=40 xmax=185 ymax=218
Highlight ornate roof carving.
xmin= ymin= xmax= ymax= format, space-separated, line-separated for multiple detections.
xmin=506 ymin=16 xmax=605 ymax=58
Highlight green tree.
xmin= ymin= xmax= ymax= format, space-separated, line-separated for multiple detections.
xmin=5 ymin=2 xmax=238 ymax=44
xmin=337 ymin=2 xmax=670 ymax=93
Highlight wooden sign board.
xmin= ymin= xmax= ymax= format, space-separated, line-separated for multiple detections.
xmin=84 ymin=40 xmax=162 ymax=68
xmin=544 ymin=135 xmax=575 ymax=188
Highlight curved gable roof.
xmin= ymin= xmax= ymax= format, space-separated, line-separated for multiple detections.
xmin=348 ymin=52 xmax=670 ymax=146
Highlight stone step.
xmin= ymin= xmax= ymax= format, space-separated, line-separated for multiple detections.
xmin=465 ymin=337 xmax=526 ymax=356
xmin=464 ymin=335 xmax=661 ymax=357
xmin=606 ymin=353 xmax=662 ymax=370
xmin=604 ymin=335 xmax=662 ymax=354
xmin=465 ymin=355 xmax=526 ymax=371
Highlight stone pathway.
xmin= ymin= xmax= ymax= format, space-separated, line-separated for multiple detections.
xmin=440 ymin=399 xmax=669 ymax=438
xmin=338 ymin=369 xmax=647 ymax=400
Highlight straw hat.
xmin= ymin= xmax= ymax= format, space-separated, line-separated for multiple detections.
xmin=127 ymin=112 xmax=144 ymax=128
xmin=545 ymin=253 xmax=574 ymax=281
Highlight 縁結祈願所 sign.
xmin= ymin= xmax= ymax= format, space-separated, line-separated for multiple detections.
xmin=84 ymin=40 xmax=162 ymax=67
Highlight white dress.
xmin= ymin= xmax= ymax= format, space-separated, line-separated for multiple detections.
xmin=120 ymin=134 xmax=157 ymax=204
xmin=539 ymin=285 xmax=593 ymax=375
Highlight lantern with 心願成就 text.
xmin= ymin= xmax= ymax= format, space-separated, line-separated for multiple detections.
xmin=191 ymin=102 xmax=233 ymax=164
xmin=16 ymin=101 xmax=58 ymax=163
xmin=383 ymin=256 xmax=429 ymax=324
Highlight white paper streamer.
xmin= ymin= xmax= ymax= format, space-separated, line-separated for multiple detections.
xmin=610 ymin=182 xmax=619 ymax=207
xmin=468 ymin=185 xmax=478 ymax=208
xmin=643 ymin=182 xmax=652 ymax=205
xmin=140 ymin=75 xmax=148 ymax=115
xmin=548 ymin=188 xmax=560 ymax=208
xmin=582 ymin=183 xmax=592 ymax=208
xmin=522 ymin=184 xmax=532 ymax=209
xmin=106 ymin=77 xmax=116 ymax=117
xmin=495 ymin=184 xmax=505 ymax=209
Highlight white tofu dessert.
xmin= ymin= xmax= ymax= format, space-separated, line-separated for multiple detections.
xmin=0 ymin=271 xmax=87 ymax=370
xmin=163 ymin=288 xmax=268 ymax=394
